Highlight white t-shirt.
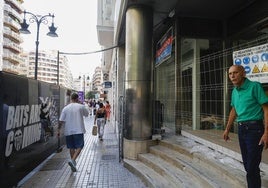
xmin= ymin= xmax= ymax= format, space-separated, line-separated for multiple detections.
xmin=95 ymin=103 xmax=100 ymax=110
xmin=59 ymin=103 xmax=89 ymax=136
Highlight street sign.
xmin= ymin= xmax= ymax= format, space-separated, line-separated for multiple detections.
xmin=103 ymin=81 xmax=112 ymax=88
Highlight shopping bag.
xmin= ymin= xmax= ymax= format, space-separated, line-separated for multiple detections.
xmin=92 ymin=125 xmax=97 ymax=136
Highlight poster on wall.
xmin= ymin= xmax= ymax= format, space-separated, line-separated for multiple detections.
xmin=155 ymin=27 xmax=173 ymax=66
xmin=233 ymin=43 xmax=268 ymax=83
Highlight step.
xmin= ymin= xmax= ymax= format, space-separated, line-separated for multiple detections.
xmin=151 ymin=145 xmax=242 ymax=188
xmin=160 ymin=138 xmax=247 ymax=186
xmin=124 ymin=159 xmax=178 ymax=188
xmin=181 ymin=131 xmax=268 ymax=187
xmin=138 ymin=153 xmax=206 ymax=188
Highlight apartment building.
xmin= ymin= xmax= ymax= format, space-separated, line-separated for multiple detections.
xmin=18 ymin=51 xmax=28 ymax=76
xmin=27 ymin=50 xmax=73 ymax=88
xmin=1 ymin=0 xmax=24 ymax=74
xmin=92 ymin=66 xmax=102 ymax=94
xmin=73 ymin=74 xmax=91 ymax=94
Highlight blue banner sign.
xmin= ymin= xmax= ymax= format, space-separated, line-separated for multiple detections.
xmin=155 ymin=27 xmax=173 ymax=66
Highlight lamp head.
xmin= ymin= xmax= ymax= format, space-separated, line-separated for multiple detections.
xmin=19 ymin=19 xmax=31 ymax=34
xmin=47 ymin=23 xmax=58 ymax=37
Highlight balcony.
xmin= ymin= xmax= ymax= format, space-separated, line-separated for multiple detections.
xmin=4 ymin=4 xmax=22 ymax=22
xmin=97 ymin=0 xmax=114 ymax=38
xmin=9 ymin=8 xmax=22 ymax=22
xmin=3 ymin=27 xmax=23 ymax=43
xmin=2 ymin=61 xmax=19 ymax=74
xmin=3 ymin=41 xmax=23 ymax=53
xmin=3 ymin=4 xmax=11 ymax=13
xmin=4 ymin=16 xmax=21 ymax=30
xmin=3 ymin=52 xmax=24 ymax=64
xmin=5 ymin=0 xmax=23 ymax=12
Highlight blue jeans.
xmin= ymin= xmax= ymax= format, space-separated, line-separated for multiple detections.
xmin=238 ymin=121 xmax=264 ymax=188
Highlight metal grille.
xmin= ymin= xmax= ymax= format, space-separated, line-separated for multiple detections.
xmin=156 ymin=35 xmax=268 ymax=133
xmin=180 ymin=36 xmax=268 ymax=131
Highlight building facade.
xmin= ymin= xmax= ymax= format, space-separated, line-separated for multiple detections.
xmin=73 ymin=74 xmax=91 ymax=96
xmin=92 ymin=66 xmax=103 ymax=95
xmin=97 ymin=0 xmax=115 ymax=101
xmin=27 ymin=50 xmax=73 ymax=88
xmin=1 ymin=0 xmax=24 ymax=74
xmin=0 ymin=1 xmax=73 ymax=89
xmin=98 ymin=0 xmax=268 ymax=159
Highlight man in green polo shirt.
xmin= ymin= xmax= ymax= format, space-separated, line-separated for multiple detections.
xmin=223 ymin=65 xmax=268 ymax=188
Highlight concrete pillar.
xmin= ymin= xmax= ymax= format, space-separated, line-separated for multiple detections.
xmin=124 ymin=5 xmax=154 ymax=159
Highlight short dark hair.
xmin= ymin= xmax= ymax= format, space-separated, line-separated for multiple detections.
xmin=71 ymin=93 xmax=79 ymax=100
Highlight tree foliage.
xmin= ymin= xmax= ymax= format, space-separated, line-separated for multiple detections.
xmin=86 ymin=91 xmax=98 ymax=99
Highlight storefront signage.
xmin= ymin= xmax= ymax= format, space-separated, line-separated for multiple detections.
xmin=233 ymin=43 xmax=268 ymax=83
xmin=155 ymin=27 xmax=173 ymax=66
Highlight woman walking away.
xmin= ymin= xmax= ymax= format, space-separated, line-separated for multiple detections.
xmin=94 ymin=103 xmax=107 ymax=141
xmin=105 ymin=101 xmax=111 ymax=122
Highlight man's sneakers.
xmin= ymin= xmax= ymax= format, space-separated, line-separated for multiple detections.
xmin=68 ymin=159 xmax=77 ymax=172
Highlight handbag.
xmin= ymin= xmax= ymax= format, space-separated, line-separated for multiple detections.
xmin=92 ymin=125 xmax=97 ymax=136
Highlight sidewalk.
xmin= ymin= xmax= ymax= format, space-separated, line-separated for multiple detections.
xmin=18 ymin=116 xmax=147 ymax=188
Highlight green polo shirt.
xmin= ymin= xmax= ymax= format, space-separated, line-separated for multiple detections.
xmin=231 ymin=78 xmax=268 ymax=122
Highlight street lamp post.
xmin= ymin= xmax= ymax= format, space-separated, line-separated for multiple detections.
xmin=19 ymin=10 xmax=58 ymax=80
xmin=57 ymin=51 xmax=60 ymax=85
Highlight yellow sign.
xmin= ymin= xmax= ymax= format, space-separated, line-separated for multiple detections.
xmin=261 ymin=64 xmax=268 ymax=72
xmin=252 ymin=65 xmax=260 ymax=73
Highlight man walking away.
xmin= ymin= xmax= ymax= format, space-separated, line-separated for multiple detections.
xmin=223 ymin=65 xmax=268 ymax=188
xmin=58 ymin=93 xmax=89 ymax=172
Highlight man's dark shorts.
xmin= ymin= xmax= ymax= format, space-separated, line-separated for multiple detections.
xmin=66 ymin=134 xmax=84 ymax=149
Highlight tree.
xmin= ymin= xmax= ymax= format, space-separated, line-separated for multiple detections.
xmin=86 ymin=91 xmax=98 ymax=99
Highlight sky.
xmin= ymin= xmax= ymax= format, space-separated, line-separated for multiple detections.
xmin=21 ymin=0 xmax=101 ymax=78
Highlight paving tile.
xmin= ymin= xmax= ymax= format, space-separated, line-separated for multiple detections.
xmin=18 ymin=115 xmax=147 ymax=188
